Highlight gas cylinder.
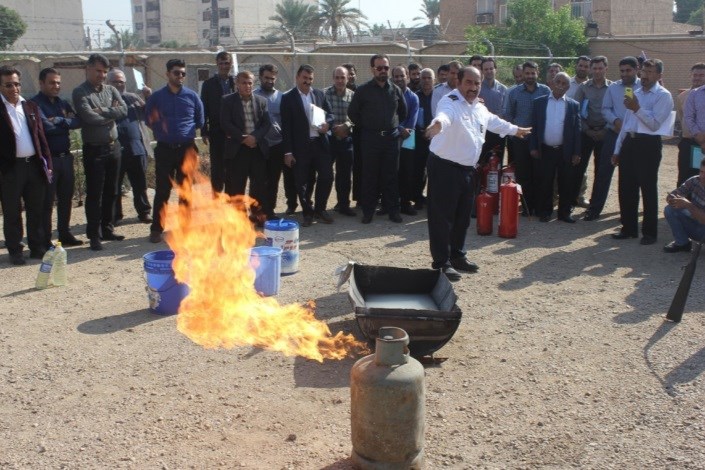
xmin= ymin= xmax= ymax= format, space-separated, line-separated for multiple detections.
xmin=498 ymin=179 xmax=519 ymax=238
xmin=476 ymin=191 xmax=493 ymax=235
xmin=350 ymin=327 xmax=425 ymax=470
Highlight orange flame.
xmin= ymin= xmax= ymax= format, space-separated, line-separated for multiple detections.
xmin=164 ymin=149 xmax=365 ymax=362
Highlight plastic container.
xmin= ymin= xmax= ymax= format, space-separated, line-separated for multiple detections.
xmin=264 ymin=219 xmax=299 ymax=275
xmin=249 ymin=246 xmax=282 ymax=296
xmin=143 ymin=250 xmax=190 ymax=315
xmin=52 ymin=242 xmax=67 ymax=286
xmin=35 ymin=245 xmax=56 ymax=289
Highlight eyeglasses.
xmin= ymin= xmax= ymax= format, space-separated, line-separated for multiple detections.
xmin=171 ymin=71 xmax=186 ymax=77
xmin=374 ymin=66 xmax=390 ymax=72
xmin=3 ymin=82 xmax=21 ymax=89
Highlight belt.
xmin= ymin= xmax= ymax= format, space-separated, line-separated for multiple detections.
xmin=542 ymin=144 xmax=563 ymax=150
xmin=158 ymin=141 xmax=194 ymax=149
xmin=17 ymin=155 xmax=36 ymax=163
xmin=430 ymin=152 xmax=476 ymax=172
xmin=627 ymin=132 xmax=659 ymax=139
xmin=366 ymin=128 xmax=397 ymax=137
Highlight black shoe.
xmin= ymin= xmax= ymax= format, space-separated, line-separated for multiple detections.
xmin=59 ymin=234 xmax=84 ymax=246
xmin=138 ymin=214 xmax=153 ymax=223
xmin=149 ymin=231 xmax=162 ymax=243
xmin=101 ymin=232 xmax=125 ymax=241
xmin=376 ymin=208 xmax=389 ymax=216
xmin=285 ymin=206 xmax=297 ymax=215
xmin=89 ymin=238 xmax=103 ymax=251
xmin=539 ymin=215 xmax=550 ymax=223
xmin=558 ymin=214 xmax=576 ymax=224
xmin=266 ymin=213 xmax=279 ymax=221
xmin=338 ymin=206 xmax=357 ymax=216
xmin=9 ymin=252 xmax=25 ymax=265
xmin=612 ymin=232 xmax=637 ymax=240
xmin=314 ymin=210 xmax=334 ymax=224
xmin=663 ymin=241 xmax=692 ymax=253
xmin=583 ymin=211 xmax=600 ymax=221
xmin=400 ymin=204 xmax=418 ymax=216
xmin=301 ymin=215 xmax=314 ymax=227
xmin=29 ymin=249 xmax=47 ymax=260
xmin=640 ymin=235 xmax=657 ymax=245
xmin=450 ymin=258 xmax=479 ymax=273
xmin=441 ymin=266 xmax=462 ymax=282
xmin=389 ymin=213 xmax=403 ymax=223
xmin=361 ymin=214 xmax=373 ymax=224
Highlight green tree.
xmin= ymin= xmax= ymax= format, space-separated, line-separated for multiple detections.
xmin=674 ymin=0 xmax=703 ymax=23
xmin=369 ymin=23 xmax=385 ymax=36
xmin=269 ymin=0 xmax=320 ymax=40
xmin=687 ymin=5 xmax=705 ymax=25
xmin=0 ymin=5 xmax=27 ymax=50
xmin=413 ymin=0 xmax=441 ymax=32
xmin=105 ymin=29 xmax=145 ymax=50
xmin=318 ymin=0 xmax=367 ymax=42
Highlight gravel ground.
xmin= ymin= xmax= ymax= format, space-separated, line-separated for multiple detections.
xmin=1 ymin=144 xmax=704 ymax=469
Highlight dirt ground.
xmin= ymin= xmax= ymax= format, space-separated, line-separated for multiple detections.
xmin=1 ymin=144 xmax=704 ymax=469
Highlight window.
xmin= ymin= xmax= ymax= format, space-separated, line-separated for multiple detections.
xmin=202 ymin=29 xmax=210 ymax=39
xmin=220 ymin=26 xmax=231 ymax=37
xmin=134 ymin=5 xmax=143 ymax=13
xmin=147 ymin=35 xmax=160 ymax=43
xmin=571 ymin=0 xmax=592 ymax=19
xmin=477 ymin=0 xmax=494 ymax=15
xmin=219 ymin=8 xmax=230 ymax=19
xmin=146 ymin=1 xmax=159 ymax=12
xmin=203 ymin=10 xmax=211 ymax=21
xmin=146 ymin=19 xmax=160 ymax=28
xmin=135 ymin=22 xmax=144 ymax=30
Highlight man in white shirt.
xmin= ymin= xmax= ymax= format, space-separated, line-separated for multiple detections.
xmin=425 ymin=66 xmax=531 ymax=281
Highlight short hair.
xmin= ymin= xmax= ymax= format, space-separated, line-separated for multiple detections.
xmin=548 ymin=62 xmax=563 ymax=71
xmin=437 ymin=64 xmax=450 ymax=74
xmin=370 ymin=54 xmax=389 ymax=67
xmin=215 ymin=51 xmax=232 ymax=62
xmin=166 ymin=58 xmax=186 ymax=71
xmin=469 ymin=54 xmax=484 ymax=64
xmin=297 ymin=64 xmax=314 ymax=75
xmin=554 ymin=72 xmax=571 ymax=83
xmin=392 ymin=65 xmax=407 ymax=75
xmin=0 ymin=65 xmax=21 ymax=79
xmin=107 ymin=68 xmax=125 ymax=82
xmin=87 ymin=53 xmax=110 ymax=68
xmin=619 ymin=56 xmax=638 ymax=68
xmin=408 ymin=63 xmax=421 ymax=72
xmin=590 ymin=55 xmax=608 ymax=67
xmin=39 ymin=67 xmax=59 ymax=82
xmin=420 ymin=67 xmax=435 ymax=79
xmin=342 ymin=63 xmax=356 ymax=73
xmin=457 ymin=66 xmax=479 ymax=83
xmin=448 ymin=60 xmax=463 ymax=71
xmin=691 ymin=62 xmax=705 ymax=71
xmin=481 ymin=57 xmax=496 ymax=68
xmin=236 ymin=70 xmax=254 ymax=81
xmin=522 ymin=61 xmax=539 ymax=71
xmin=576 ymin=55 xmax=591 ymax=64
xmin=259 ymin=64 xmax=278 ymax=76
xmin=643 ymin=58 xmax=664 ymax=74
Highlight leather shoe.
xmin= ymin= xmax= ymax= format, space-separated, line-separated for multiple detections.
xmin=29 ymin=249 xmax=47 ymax=260
xmin=59 ymin=234 xmax=84 ymax=246
xmin=612 ymin=232 xmax=637 ymax=240
xmin=441 ymin=266 xmax=462 ymax=282
xmin=583 ymin=211 xmax=600 ymax=221
xmin=338 ymin=206 xmax=357 ymax=216
xmin=314 ymin=210 xmax=334 ymax=224
xmin=301 ymin=215 xmax=314 ymax=227
xmin=361 ymin=214 xmax=373 ymax=224
xmin=149 ymin=231 xmax=162 ymax=243
xmin=138 ymin=214 xmax=153 ymax=223
xmin=400 ymin=204 xmax=418 ymax=216
xmin=558 ymin=214 xmax=576 ymax=223
xmin=450 ymin=258 xmax=479 ymax=273
xmin=101 ymin=232 xmax=125 ymax=241
xmin=576 ymin=198 xmax=590 ymax=209
xmin=285 ymin=206 xmax=296 ymax=215
xmin=640 ymin=235 xmax=657 ymax=245
xmin=9 ymin=252 xmax=25 ymax=265
xmin=389 ymin=213 xmax=403 ymax=223
xmin=89 ymin=238 xmax=103 ymax=251
xmin=663 ymin=241 xmax=692 ymax=253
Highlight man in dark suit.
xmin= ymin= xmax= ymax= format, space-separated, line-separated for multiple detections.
xmin=201 ymin=51 xmax=235 ymax=193
xmin=0 ymin=66 xmax=52 ymax=265
xmin=220 ymin=70 xmax=271 ymax=223
xmin=530 ymin=72 xmax=582 ymax=223
xmin=281 ymin=64 xmax=335 ymax=227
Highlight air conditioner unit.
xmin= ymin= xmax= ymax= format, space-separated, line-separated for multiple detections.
xmin=476 ymin=13 xmax=494 ymax=25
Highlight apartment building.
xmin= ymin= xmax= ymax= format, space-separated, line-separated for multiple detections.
xmin=2 ymin=0 xmax=85 ymax=51
xmin=440 ymin=0 xmax=676 ymax=41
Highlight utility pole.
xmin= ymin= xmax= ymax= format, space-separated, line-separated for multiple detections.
xmin=210 ymin=0 xmax=220 ymax=47
xmin=106 ymin=20 xmax=124 ymax=69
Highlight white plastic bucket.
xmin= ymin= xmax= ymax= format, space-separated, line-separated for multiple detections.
xmin=264 ymin=219 xmax=299 ymax=275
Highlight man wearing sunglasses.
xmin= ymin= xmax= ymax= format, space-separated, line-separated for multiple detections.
xmin=145 ymin=59 xmax=204 ymax=243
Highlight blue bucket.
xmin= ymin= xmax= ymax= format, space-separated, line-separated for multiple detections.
xmin=250 ymin=246 xmax=282 ymax=296
xmin=143 ymin=250 xmax=190 ymax=315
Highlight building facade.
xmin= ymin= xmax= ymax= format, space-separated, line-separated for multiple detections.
xmin=2 ymin=0 xmax=85 ymax=51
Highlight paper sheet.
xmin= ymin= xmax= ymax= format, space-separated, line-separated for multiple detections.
xmin=310 ymin=104 xmax=327 ymax=128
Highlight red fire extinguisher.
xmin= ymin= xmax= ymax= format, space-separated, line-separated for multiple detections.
xmin=487 ymin=152 xmax=500 ymax=214
xmin=498 ymin=179 xmax=520 ymax=238
xmin=476 ymin=191 xmax=493 ymax=235
xmin=502 ymin=163 xmax=516 ymax=184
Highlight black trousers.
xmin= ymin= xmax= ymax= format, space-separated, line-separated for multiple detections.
xmin=208 ymin=129 xmax=226 ymax=194
xmin=537 ymin=145 xmax=574 ymax=217
xmin=412 ymin=133 xmax=430 ymax=204
xmin=398 ymin=147 xmax=415 ymax=206
xmin=293 ymin=137 xmax=333 ymax=216
xmin=224 ymin=146 xmax=267 ymax=212
xmin=1 ymin=158 xmax=47 ymax=254
xmin=587 ymin=129 xmax=618 ymax=215
xmin=617 ymin=134 xmax=662 ymax=238
xmin=83 ymin=142 xmax=120 ymax=240
xmin=427 ymin=153 xmax=475 ymax=269
xmin=572 ymin=131 xmax=603 ymax=204
xmin=42 ymin=151 xmax=75 ymax=244
xmin=151 ymin=141 xmax=196 ymax=234
xmin=510 ymin=137 xmax=539 ymax=215
xmin=360 ymin=130 xmax=401 ymax=217
xmin=352 ymin=130 xmax=362 ymax=202
xmin=677 ymin=137 xmax=699 ymax=187
xmin=331 ymin=136 xmax=354 ymax=208
xmin=115 ymin=152 xmax=151 ymax=221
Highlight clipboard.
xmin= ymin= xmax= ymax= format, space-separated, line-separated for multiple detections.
xmin=691 ymin=145 xmax=703 ymax=169
xmin=402 ymin=129 xmax=416 ymax=150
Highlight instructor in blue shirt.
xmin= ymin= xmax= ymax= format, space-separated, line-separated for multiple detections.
xmin=145 ymin=59 xmax=204 ymax=243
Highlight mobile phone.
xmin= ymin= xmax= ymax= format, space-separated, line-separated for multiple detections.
xmin=624 ymin=87 xmax=633 ymax=99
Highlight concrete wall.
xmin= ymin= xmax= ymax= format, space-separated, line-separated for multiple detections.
xmin=3 ymin=0 xmax=85 ymax=51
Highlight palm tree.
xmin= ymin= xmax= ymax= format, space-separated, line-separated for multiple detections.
xmin=318 ymin=0 xmax=368 ymax=43
xmin=105 ymin=29 xmax=145 ymax=50
xmin=413 ymin=0 xmax=441 ymax=32
xmin=269 ymin=0 xmax=320 ymax=40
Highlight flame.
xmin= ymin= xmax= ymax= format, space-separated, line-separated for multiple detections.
xmin=164 ymin=149 xmax=365 ymax=362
